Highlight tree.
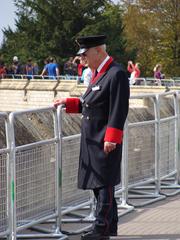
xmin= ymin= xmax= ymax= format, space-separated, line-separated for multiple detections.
xmin=78 ymin=3 xmax=130 ymax=65
xmin=0 ymin=0 xmax=128 ymax=70
xmin=121 ymin=0 xmax=180 ymax=77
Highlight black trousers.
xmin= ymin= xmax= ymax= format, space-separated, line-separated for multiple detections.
xmin=93 ymin=186 xmax=118 ymax=235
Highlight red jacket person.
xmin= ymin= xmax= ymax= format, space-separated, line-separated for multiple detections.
xmin=54 ymin=35 xmax=129 ymax=240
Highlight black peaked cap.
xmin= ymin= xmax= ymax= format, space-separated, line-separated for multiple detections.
xmin=76 ymin=35 xmax=106 ymax=55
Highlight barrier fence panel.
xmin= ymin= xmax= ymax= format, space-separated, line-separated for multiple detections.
xmin=145 ymin=78 xmax=161 ymax=86
xmin=61 ymin=135 xmax=91 ymax=208
xmin=3 ymin=74 xmax=79 ymax=81
xmin=127 ymin=94 xmax=165 ymax=206
xmin=129 ymin=78 xmax=146 ymax=86
xmin=58 ymin=108 xmax=134 ymax=230
xmin=3 ymin=75 xmax=180 ymax=88
xmin=174 ymin=78 xmax=180 ymax=86
xmin=161 ymin=79 xmax=175 ymax=87
xmin=144 ymin=78 xmax=175 ymax=87
xmin=176 ymin=92 xmax=180 ymax=183
xmin=1 ymin=91 xmax=180 ymax=238
xmin=0 ymin=113 xmax=11 ymax=239
xmin=57 ymin=107 xmax=94 ymax=234
xmin=157 ymin=92 xmax=180 ymax=196
xmin=8 ymin=107 xmax=67 ymax=239
xmin=115 ymin=121 xmax=134 ymax=216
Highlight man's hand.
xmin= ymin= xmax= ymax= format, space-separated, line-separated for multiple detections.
xmin=104 ymin=142 xmax=116 ymax=154
xmin=53 ymin=98 xmax=66 ymax=108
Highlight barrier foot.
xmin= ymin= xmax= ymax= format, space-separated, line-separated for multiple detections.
xmin=160 ymin=182 xmax=180 ymax=196
xmin=134 ymin=180 xmax=180 ymax=197
xmin=61 ymin=209 xmax=94 ymax=233
xmin=17 ymin=233 xmax=68 ymax=239
xmin=127 ymin=188 xmax=166 ymax=207
xmin=116 ymin=201 xmax=134 ymax=217
xmin=61 ymin=211 xmax=95 ymax=223
xmin=17 ymin=226 xmax=68 ymax=239
xmin=62 ymin=224 xmax=93 ymax=235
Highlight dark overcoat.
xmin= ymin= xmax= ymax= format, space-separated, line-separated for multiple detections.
xmin=66 ymin=59 xmax=129 ymax=190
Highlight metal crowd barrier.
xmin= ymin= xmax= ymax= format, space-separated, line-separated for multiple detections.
xmin=174 ymin=79 xmax=180 ymax=86
xmin=115 ymin=121 xmax=134 ymax=215
xmin=57 ymin=108 xmax=95 ymax=234
xmin=126 ymin=91 xmax=180 ymax=207
xmin=58 ymin=109 xmax=134 ymax=232
xmin=157 ymin=92 xmax=180 ymax=195
xmin=130 ymin=78 xmax=176 ymax=87
xmin=0 ymin=113 xmax=11 ymax=239
xmin=3 ymin=74 xmax=180 ymax=87
xmin=129 ymin=78 xmax=146 ymax=86
xmin=61 ymin=135 xmax=93 ymax=211
xmin=125 ymin=94 xmax=166 ymax=206
xmin=145 ymin=78 xmax=175 ymax=86
xmin=1 ymin=91 xmax=180 ymax=238
xmin=2 ymin=74 xmax=79 ymax=81
xmin=8 ymin=107 xmax=67 ymax=239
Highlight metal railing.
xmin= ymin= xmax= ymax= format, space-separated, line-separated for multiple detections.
xmin=1 ymin=74 xmax=79 ymax=81
xmin=125 ymin=91 xmax=180 ymax=207
xmin=2 ymin=75 xmax=179 ymax=84
xmin=8 ymin=107 xmax=67 ymax=239
xmin=1 ymin=91 xmax=180 ymax=238
xmin=0 ymin=112 xmax=11 ymax=239
xmin=130 ymin=78 xmax=178 ymax=87
xmin=124 ymin=94 xmax=166 ymax=206
xmin=57 ymin=108 xmax=95 ymax=234
xmin=157 ymin=92 xmax=180 ymax=195
xmin=2 ymin=74 xmax=180 ymax=88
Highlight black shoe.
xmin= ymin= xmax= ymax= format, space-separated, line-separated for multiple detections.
xmin=83 ymin=229 xmax=117 ymax=237
xmin=109 ymin=223 xmax=117 ymax=236
xmin=81 ymin=231 xmax=109 ymax=240
xmin=110 ymin=231 xmax=117 ymax=236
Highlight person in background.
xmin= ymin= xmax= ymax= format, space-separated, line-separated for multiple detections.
xmin=72 ymin=56 xmax=86 ymax=83
xmin=153 ymin=64 xmax=165 ymax=85
xmin=80 ymin=58 xmax=92 ymax=86
xmin=76 ymin=56 xmax=86 ymax=78
xmin=33 ymin=62 xmax=39 ymax=76
xmin=127 ymin=60 xmax=141 ymax=85
xmin=64 ymin=57 xmax=78 ymax=77
xmin=41 ymin=57 xmax=59 ymax=79
xmin=25 ymin=58 xmax=34 ymax=79
xmin=0 ymin=61 xmax=7 ymax=79
xmin=11 ymin=56 xmax=22 ymax=76
xmin=54 ymin=35 xmax=129 ymax=240
xmin=41 ymin=58 xmax=49 ymax=78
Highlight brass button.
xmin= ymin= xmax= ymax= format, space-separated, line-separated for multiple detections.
xmin=86 ymin=116 xmax=90 ymax=120
xmin=81 ymin=115 xmax=84 ymax=119
xmin=86 ymin=104 xmax=89 ymax=107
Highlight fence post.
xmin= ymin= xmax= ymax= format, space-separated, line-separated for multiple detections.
xmin=121 ymin=120 xmax=129 ymax=205
xmin=175 ymin=91 xmax=180 ymax=184
xmin=8 ymin=113 xmax=17 ymax=240
xmin=154 ymin=95 xmax=161 ymax=194
xmin=56 ymin=105 xmax=64 ymax=233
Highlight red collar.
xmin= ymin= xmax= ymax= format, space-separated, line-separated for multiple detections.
xmin=91 ymin=56 xmax=113 ymax=84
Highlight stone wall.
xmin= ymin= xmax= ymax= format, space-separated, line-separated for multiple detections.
xmin=0 ymin=78 xmax=177 ymax=112
xmin=0 ymin=79 xmax=83 ymax=111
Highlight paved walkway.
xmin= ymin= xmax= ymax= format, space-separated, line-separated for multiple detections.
xmin=117 ymin=194 xmax=180 ymax=240
xmin=20 ymin=193 xmax=180 ymax=239
xmin=68 ymin=193 xmax=180 ymax=240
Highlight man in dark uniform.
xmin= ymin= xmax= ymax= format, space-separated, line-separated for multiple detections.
xmin=54 ymin=35 xmax=129 ymax=240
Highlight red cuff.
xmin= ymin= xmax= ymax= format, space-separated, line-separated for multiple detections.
xmin=104 ymin=127 xmax=123 ymax=144
xmin=66 ymin=98 xmax=80 ymax=113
